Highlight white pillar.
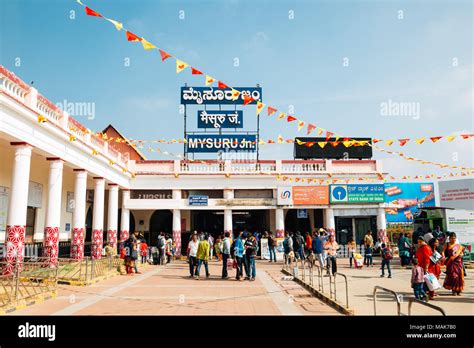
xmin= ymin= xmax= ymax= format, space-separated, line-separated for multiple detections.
xmin=275 ymin=208 xmax=285 ymax=238
xmin=3 ymin=143 xmax=32 ymax=275
xmin=172 ymin=189 xmax=182 ymax=256
xmin=43 ymin=158 xmax=63 ymax=267
xmin=107 ymin=184 xmax=119 ymax=250
xmin=325 ymin=208 xmax=336 ymax=237
xmin=223 ymin=189 xmax=233 ymax=236
xmin=120 ymin=190 xmax=130 ymax=245
xmin=377 ymin=207 xmax=387 ymax=244
xmin=91 ymin=177 xmax=105 ymax=259
xmin=71 ymin=169 xmax=87 ymax=260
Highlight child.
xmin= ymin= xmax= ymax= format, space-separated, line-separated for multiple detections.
xmin=380 ymin=243 xmax=393 ymax=278
xmin=364 ymin=244 xmax=373 ymax=267
xmin=411 ymin=258 xmax=427 ymax=300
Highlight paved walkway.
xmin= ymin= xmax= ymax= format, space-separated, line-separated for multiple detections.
xmin=321 ymin=257 xmax=474 ymax=315
xmin=9 ymin=260 xmax=340 ymax=316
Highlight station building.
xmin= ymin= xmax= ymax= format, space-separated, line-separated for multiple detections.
xmin=0 ymin=66 xmax=388 ymax=272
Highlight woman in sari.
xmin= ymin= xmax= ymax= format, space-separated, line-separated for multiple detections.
xmin=442 ymin=233 xmax=465 ymax=296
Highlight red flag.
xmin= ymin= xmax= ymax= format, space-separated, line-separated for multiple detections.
xmin=430 ymin=136 xmax=442 ymax=143
xmin=218 ymin=81 xmax=229 ymax=89
xmin=85 ymin=6 xmax=102 ymax=17
xmin=330 ymin=141 xmax=340 ymax=147
xmin=287 ymin=115 xmax=297 ymax=122
xmin=159 ymin=49 xmax=171 ymax=61
xmin=267 ymin=106 xmax=277 ymax=116
xmin=243 ymin=95 xmax=254 ymax=105
xmin=325 ymin=131 xmax=334 ymax=141
xmin=307 ymin=123 xmax=316 ymax=135
xmin=267 ymin=139 xmax=275 ymax=144
xmin=126 ymin=31 xmax=142 ymax=42
xmin=461 ymin=134 xmax=474 ymax=139
xmin=305 ymin=142 xmax=316 ymax=147
xmin=191 ymin=67 xmax=203 ymax=75
xmin=398 ymin=139 xmax=410 ymax=146
xmin=373 ymin=139 xmax=381 ymax=143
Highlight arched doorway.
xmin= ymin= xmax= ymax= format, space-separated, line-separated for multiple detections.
xmin=285 ymin=209 xmax=311 ymax=233
xmin=149 ymin=210 xmax=172 ymax=246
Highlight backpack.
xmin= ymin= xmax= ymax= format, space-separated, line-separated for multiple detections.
xmin=157 ymin=237 xmax=164 ymax=248
xmin=382 ymin=248 xmax=393 ymax=261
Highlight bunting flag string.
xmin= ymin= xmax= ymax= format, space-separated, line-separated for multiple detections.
xmin=76 ymin=0 xmax=473 ymax=170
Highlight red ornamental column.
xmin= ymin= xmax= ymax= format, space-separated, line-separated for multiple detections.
xmin=71 ymin=169 xmax=87 ymax=260
xmin=107 ymin=184 xmax=119 ymax=250
xmin=3 ymin=143 xmax=33 ymax=275
xmin=91 ymin=177 xmax=105 ymax=259
xmin=43 ymin=158 xmax=63 ymax=267
xmin=172 ymin=209 xmax=181 ymax=257
xmin=120 ymin=190 xmax=130 ymax=246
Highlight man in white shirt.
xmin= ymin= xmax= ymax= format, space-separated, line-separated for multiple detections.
xmin=187 ymin=233 xmax=199 ymax=277
xmin=221 ymin=232 xmax=231 ymax=279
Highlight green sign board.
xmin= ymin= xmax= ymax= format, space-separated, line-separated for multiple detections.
xmin=330 ymin=184 xmax=385 ymax=203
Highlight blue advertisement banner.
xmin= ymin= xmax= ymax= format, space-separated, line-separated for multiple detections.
xmin=188 ymin=195 xmax=208 ymax=206
xmin=181 ymin=87 xmax=262 ymax=105
xmin=330 ymin=184 xmax=385 ymax=203
xmin=197 ymin=110 xmax=243 ymax=129
xmin=384 ymin=182 xmax=436 ymax=222
xmin=186 ymin=134 xmax=257 ymax=153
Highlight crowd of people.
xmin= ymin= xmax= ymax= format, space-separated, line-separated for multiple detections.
xmin=117 ymin=226 xmax=466 ymax=301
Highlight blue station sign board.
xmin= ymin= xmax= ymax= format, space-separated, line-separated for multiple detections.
xmin=188 ymin=195 xmax=209 ymax=206
xmin=186 ymin=134 xmax=257 ymax=153
xmin=197 ymin=110 xmax=243 ymax=129
xmin=181 ymin=87 xmax=262 ymax=105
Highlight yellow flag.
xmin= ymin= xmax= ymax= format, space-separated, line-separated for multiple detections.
xmin=231 ymin=89 xmax=241 ymax=100
xmin=256 ymin=101 xmax=265 ymax=115
xmin=205 ymin=75 xmax=215 ymax=86
xmin=176 ymin=59 xmax=189 ymax=73
xmin=317 ymin=128 xmax=323 ymax=135
xmin=318 ymin=142 xmax=327 ymax=148
xmin=37 ymin=115 xmax=47 ymax=123
xmin=277 ymin=135 xmax=283 ymax=144
xmin=105 ymin=18 xmax=123 ymax=31
xmin=415 ymin=138 xmax=425 ymax=144
xmin=385 ymin=140 xmax=394 ymax=146
xmin=343 ymin=140 xmax=354 ymax=147
xmin=277 ymin=112 xmax=286 ymax=120
xmin=259 ymin=139 xmax=266 ymax=145
xmin=141 ymin=38 xmax=156 ymax=50
xmin=297 ymin=120 xmax=305 ymax=131
xmin=446 ymin=135 xmax=456 ymax=142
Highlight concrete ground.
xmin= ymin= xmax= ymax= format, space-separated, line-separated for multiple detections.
xmin=8 ymin=259 xmax=340 ymax=316
xmin=322 ymin=257 xmax=474 ymax=315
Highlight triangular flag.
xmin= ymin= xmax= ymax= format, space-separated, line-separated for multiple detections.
xmin=415 ymin=138 xmax=425 ymax=144
xmin=373 ymin=139 xmax=381 ymax=143
xmin=141 ymin=38 xmax=156 ymax=50
xmin=461 ymin=134 xmax=474 ymax=139
xmin=37 ymin=115 xmax=47 ymax=123
xmin=85 ymin=6 xmax=102 ymax=17
xmin=205 ymin=75 xmax=215 ymax=86
xmin=297 ymin=120 xmax=305 ymax=131
xmin=231 ymin=89 xmax=241 ymax=101
xmin=343 ymin=140 xmax=354 ymax=148
xmin=191 ymin=67 xmax=203 ymax=75
xmin=105 ymin=18 xmax=123 ymax=31
xmin=386 ymin=140 xmax=394 ymax=146
xmin=176 ymin=60 xmax=189 ymax=73
xmin=267 ymin=106 xmax=277 ymax=116
xmin=398 ymin=139 xmax=410 ymax=146
xmin=287 ymin=115 xmax=297 ymax=122
xmin=305 ymin=142 xmax=316 ymax=147
xmin=159 ymin=49 xmax=172 ymax=61
xmin=278 ymin=135 xmax=284 ymax=144
xmin=267 ymin=139 xmax=275 ymax=144
xmin=446 ymin=135 xmax=456 ymax=142
xmin=325 ymin=131 xmax=333 ymax=141
xmin=259 ymin=139 xmax=266 ymax=145
xmin=126 ymin=31 xmax=142 ymax=42
xmin=430 ymin=136 xmax=442 ymax=143
xmin=307 ymin=123 xmax=316 ymax=135
xmin=243 ymin=95 xmax=254 ymax=105
xmin=318 ymin=142 xmax=327 ymax=148
xmin=317 ymin=128 xmax=323 ymax=135
xmin=277 ymin=112 xmax=286 ymax=120
xmin=218 ymin=81 xmax=229 ymax=89
xmin=256 ymin=101 xmax=265 ymax=115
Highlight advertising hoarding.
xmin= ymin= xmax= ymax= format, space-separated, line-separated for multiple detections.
xmin=330 ymin=184 xmax=385 ymax=203
xmin=438 ymin=179 xmax=474 ymax=210
xmin=384 ymin=182 xmax=436 ymax=223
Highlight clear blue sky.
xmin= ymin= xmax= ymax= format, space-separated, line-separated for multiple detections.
xmin=1 ymin=0 xmax=472 ymax=177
